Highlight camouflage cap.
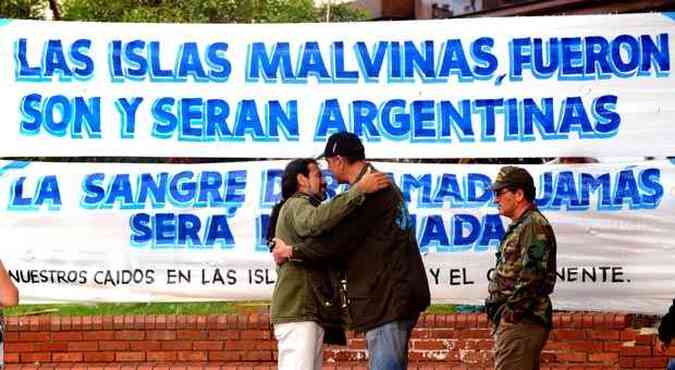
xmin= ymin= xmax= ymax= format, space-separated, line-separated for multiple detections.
xmin=491 ymin=166 xmax=535 ymax=192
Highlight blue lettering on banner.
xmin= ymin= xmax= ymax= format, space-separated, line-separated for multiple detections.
xmin=20 ymin=94 xmax=101 ymax=138
xmin=80 ymin=170 xmax=247 ymax=209
xmin=535 ymin=168 xmax=663 ymax=210
xmin=14 ymin=38 xmax=94 ymax=82
xmin=312 ymin=96 xmax=620 ymax=142
xmin=108 ymin=40 xmax=230 ymax=82
xmin=150 ymin=98 xmax=298 ymax=142
xmin=509 ymin=33 xmax=670 ymax=80
xmin=397 ymin=169 xmax=663 ymax=212
xmin=9 ymin=175 xmax=62 ymax=211
xmin=246 ymin=39 xmax=497 ymax=84
xmin=129 ymin=212 xmax=235 ymax=248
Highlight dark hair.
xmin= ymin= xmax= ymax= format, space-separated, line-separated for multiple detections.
xmin=266 ymin=158 xmax=317 ymax=243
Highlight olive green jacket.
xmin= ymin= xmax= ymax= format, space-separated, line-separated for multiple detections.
xmin=271 ymin=186 xmax=365 ymax=328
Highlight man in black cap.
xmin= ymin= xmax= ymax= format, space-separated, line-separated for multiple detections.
xmin=272 ymin=131 xmax=430 ymax=370
xmin=485 ymin=166 xmax=557 ymax=370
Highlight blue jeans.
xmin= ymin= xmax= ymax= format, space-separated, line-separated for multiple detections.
xmin=365 ymin=317 xmax=418 ymax=370
xmin=667 ymin=358 xmax=675 ymax=370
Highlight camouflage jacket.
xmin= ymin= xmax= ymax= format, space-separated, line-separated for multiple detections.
xmin=487 ymin=205 xmax=557 ymax=330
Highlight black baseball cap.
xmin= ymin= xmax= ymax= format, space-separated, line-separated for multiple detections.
xmin=317 ymin=132 xmax=365 ymax=160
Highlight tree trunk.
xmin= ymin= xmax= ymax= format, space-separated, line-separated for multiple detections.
xmin=49 ymin=0 xmax=61 ymax=20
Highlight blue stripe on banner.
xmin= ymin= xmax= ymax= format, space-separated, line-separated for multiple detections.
xmin=0 ymin=161 xmax=30 ymax=177
xmin=663 ymin=12 xmax=675 ymax=21
xmin=0 ymin=19 xmax=11 ymax=27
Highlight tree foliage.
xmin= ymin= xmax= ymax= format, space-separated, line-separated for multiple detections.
xmin=0 ymin=0 xmax=45 ymax=19
xmin=59 ymin=0 xmax=369 ymax=23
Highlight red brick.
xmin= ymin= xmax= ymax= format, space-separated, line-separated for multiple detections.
xmin=83 ymin=330 xmax=114 ymax=341
xmin=5 ymin=342 xmax=38 ymax=352
xmin=412 ymin=340 xmax=450 ymax=350
xmin=619 ymin=357 xmax=635 ymax=368
xmin=207 ymin=315 xmax=219 ymax=329
xmin=99 ymin=341 xmax=129 ymax=351
xmin=635 ymin=356 xmax=670 ymax=367
xmin=53 ymin=352 xmax=83 ymax=362
xmin=35 ymin=341 xmax=68 ymax=352
xmin=176 ymin=329 xmax=208 ymax=340
xmin=193 ymin=341 xmax=223 ymax=351
xmin=133 ymin=315 xmax=145 ymax=330
xmin=4 ymin=353 xmax=19 ymax=363
xmin=588 ymin=352 xmax=619 ymax=363
xmin=92 ymin=315 xmax=104 ymax=329
xmin=83 ymin=352 xmax=116 ymax=362
xmin=146 ymin=351 xmax=178 ymax=362
xmin=208 ymin=330 xmax=239 ymax=340
xmin=112 ymin=315 xmax=124 ymax=329
xmin=177 ymin=351 xmax=207 ymax=362
xmin=67 ymin=341 xmax=98 ymax=351
xmin=129 ymin=341 xmax=161 ymax=351
xmin=616 ymin=313 xmax=633 ymax=328
xmin=197 ymin=315 xmax=208 ymax=329
xmin=115 ymin=352 xmax=145 ymax=362
xmin=622 ymin=330 xmax=638 ymax=341
xmin=61 ymin=316 xmax=72 ymax=330
xmin=603 ymin=341 xmax=625 ymax=352
xmin=155 ymin=315 xmax=167 ymax=329
xmin=621 ymin=345 xmax=652 ymax=356
xmin=582 ymin=314 xmax=594 ymax=328
xmin=161 ymin=341 xmax=192 ymax=351
xmin=241 ymin=351 xmax=273 ymax=362
xmin=176 ymin=315 xmax=188 ymax=329
xmin=146 ymin=330 xmax=176 ymax=340
xmin=114 ymin=330 xmax=145 ymax=340
xmin=556 ymin=352 xmax=586 ymax=362
xmin=209 ymin=351 xmax=240 ymax=361
xmin=552 ymin=329 xmax=586 ymax=341
xmin=144 ymin=315 xmax=156 ymax=330
xmin=635 ymin=334 xmax=655 ymax=345
xmin=20 ymin=352 xmax=51 ymax=363
xmin=241 ymin=329 xmax=270 ymax=340
xmin=71 ymin=316 xmax=83 ymax=330
xmin=166 ymin=315 xmax=177 ymax=329
xmin=100 ymin=315 xmax=113 ymax=330
xmin=18 ymin=331 xmax=50 ymax=342
xmin=588 ymin=330 xmax=620 ymax=340
xmin=52 ymin=331 xmax=83 ymax=341
xmin=82 ymin=316 xmax=93 ymax=330
xmin=456 ymin=314 xmax=467 ymax=329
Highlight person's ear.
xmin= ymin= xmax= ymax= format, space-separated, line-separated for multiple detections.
xmin=296 ymin=173 xmax=308 ymax=188
xmin=515 ymin=189 xmax=525 ymax=202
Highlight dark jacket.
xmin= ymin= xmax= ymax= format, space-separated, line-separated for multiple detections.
xmin=659 ymin=298 xmax=675 ymax=344
xmin=292 ymin=164 xmax=431 ymax=331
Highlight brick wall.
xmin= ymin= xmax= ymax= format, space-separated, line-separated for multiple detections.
xmin=4 ymin=311 xmax=672 ymax=369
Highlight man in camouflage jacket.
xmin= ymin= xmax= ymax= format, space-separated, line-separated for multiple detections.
xmin=486 ymin=166 xmax=557 ymax=370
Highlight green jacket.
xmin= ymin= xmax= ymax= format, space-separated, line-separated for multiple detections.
xmin=291 ymin=164 xmax=431 ymax=332
xmin=487 ymin=205 xmax=557 ymax=330
xmin=271 ymin=186 xmax=365 ymax=330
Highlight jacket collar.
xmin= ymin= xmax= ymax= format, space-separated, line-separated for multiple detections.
xmin=353 ymin=162 xmax=373 ymax=185
xmin=507 ymin=203 xmax=537 ymax=232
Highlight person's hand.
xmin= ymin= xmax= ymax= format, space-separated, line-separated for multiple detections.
xmin=656 ymin=339 xmax=669 ymax=354
xmin=272 ymin=237 xmax=293 ymax=265
xmin=355 ymin=170 xmax=390 ymax=194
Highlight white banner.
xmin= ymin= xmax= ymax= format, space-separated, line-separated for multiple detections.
xmin=1 ymin=159 xmax=674 ymax=313
xmin=1 ymin=14 xmax=675 ymax=158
